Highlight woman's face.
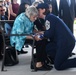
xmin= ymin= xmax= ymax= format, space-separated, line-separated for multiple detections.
xmin=30 ymin=15 xmax=38 ymax=22
xmin=38 ymin=8 xmax=45 ymax=18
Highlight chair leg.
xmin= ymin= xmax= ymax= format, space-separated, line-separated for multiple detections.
xmin=1 ymin=34 xmax=7 ymax=71
xmin=31 ymin=38 xmax=37 ymax=71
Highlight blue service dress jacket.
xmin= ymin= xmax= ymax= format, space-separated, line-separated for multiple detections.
xmin=10 ymin=12 xmax=34 ymax=51
xmin=44 ymin=14 xmax=75 ymax=59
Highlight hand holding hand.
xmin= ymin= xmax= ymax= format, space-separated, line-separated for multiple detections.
xmin=34 ymin=34 xmax=42 ymax=41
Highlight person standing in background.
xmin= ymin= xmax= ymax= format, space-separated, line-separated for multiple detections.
xmin=31 ymin=0 xmax=35 ymax=4
xmin=51 ymin=0 xmax=60 ymax=16
xmin=21 ymin=0 xmax=32 ymax=5
xmin=74 ymin=0 xmax=76 ymax=26
xmin=9 ymin=0 xmax=19 ymax=20
xmin=8 ymin=0 xmax=19 ymax=33
xmin=44 ymin=0 xmax=52 ymax=4
xmin=4 ymin=0 xmax=10 ymax=20
xmin=4 ymin=0 xmax=11 ymax=8
xmin=17 ymin=2 xmax=29 ymax=16
xmin=59 ymin=0 xmax=76 ymax=33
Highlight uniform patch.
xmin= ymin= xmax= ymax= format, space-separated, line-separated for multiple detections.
xmin=45 ymin=20 xmax=50 ymax=30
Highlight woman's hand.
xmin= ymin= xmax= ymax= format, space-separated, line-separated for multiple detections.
xmin=34 ymin=35 xmax=42 ymax=41
xmin=34 ymin=31 xmax=44 ymax=41
xmin=26 ymin=36 xmax=33 ymax=39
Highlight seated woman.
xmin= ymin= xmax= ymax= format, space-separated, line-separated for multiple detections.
xmin=10 ymin=6 xmax=38 ymax=54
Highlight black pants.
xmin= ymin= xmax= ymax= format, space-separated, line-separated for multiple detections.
xmin=25 ymin=39 xmax=47 ymax=62
xmin=46 ymin=41 xmax=76 ymax=70
xmin=35 ymin=39 xmax=47 ymax=62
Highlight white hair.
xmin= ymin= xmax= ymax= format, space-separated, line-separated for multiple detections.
xmin=25 ymin=6 xmax=38 ymax=18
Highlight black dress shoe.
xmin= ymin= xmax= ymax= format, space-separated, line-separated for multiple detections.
xmin=17 ymin=50 xmax=28 ymax=55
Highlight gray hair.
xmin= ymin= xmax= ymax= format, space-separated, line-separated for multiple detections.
xmin=25 ymin=6 xmax=38 ymax=18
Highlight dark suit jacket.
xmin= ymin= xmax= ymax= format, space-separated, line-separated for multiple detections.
xmin=51 ymin=0 xmax=59 ymax=16
xmin=59 ymin=0 xmax=75 ymax=21
xmin=75 ymin=0 xmax=76 ymax=17
xmin=21 ymin=0 xmax=31 ymax=5
xmin=44 ymin=0 xmax=52 ymax=4
xmin=44 ymin=14 xmax=75 ymax=58
xmin=59 ymin=0 xmax=76 ymax=32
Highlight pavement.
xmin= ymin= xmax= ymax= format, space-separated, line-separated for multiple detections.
xmin=0 ymin=44 xmax=76 ymax=75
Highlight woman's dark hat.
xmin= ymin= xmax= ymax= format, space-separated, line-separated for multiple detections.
xmin=37 ymin=3 xmax=49 ymax=9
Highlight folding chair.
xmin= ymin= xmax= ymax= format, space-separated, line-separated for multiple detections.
xmin=0 ymin=20 xmax=36 ymax=71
